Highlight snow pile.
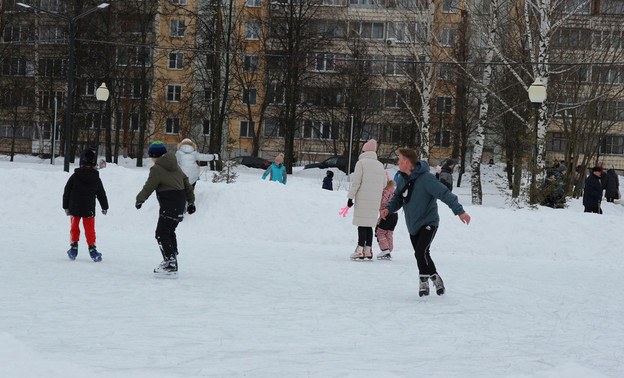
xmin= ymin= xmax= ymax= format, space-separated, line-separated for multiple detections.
xmin=0 ymin=155 xmax=622 ymax=377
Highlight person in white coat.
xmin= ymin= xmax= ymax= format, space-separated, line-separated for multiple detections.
xmin=175 ymin=139 xmax=218 ymax=187
xmin=347 ymin=139 xmax=387 ymax=260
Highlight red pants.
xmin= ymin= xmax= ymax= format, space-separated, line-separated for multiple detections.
xmin=70 ymin=216 xmax=96 ymax=246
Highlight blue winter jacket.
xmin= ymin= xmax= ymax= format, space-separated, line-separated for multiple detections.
xmin=262 ymin=162 xmax=287 ymax=184
xmin=385 ymin=160 xmax=465 ymax=235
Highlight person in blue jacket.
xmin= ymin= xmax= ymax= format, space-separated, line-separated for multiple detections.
xmin=380 ymin=148 xmax=471 ymax=297
xmin=322 ymin=170 xmax=334 ymax=190
xmin=262 ymin=153 xmax=287 ymax=184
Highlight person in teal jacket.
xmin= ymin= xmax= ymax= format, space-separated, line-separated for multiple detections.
xmin=380 ymin=148 xmax=470 ymax=297
xmin=262 ymin=153 xmax=287 ymax=184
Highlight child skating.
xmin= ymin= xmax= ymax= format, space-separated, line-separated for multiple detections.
xmin=136 ymin=141 xmax=195 ymax=278
xmin=62 ymin=149 xmax=109 ymax=262
xmin=376 ymin=178 xmax=398 ymax=260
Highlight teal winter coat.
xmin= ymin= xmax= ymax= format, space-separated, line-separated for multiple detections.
xmin=262 ymin=162 xmax=287 ymax=184
xmin=386 ymin=160 xmax=465 ymax=235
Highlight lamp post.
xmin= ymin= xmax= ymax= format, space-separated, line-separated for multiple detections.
xmin=528 ymin=77 xmax=547 ymax=203
xmin=347 ymin=114 xmax=354 ymax=182
xmin=17 ymin=2 xmax=110 ymax=172
xmin=94 ymin=82 xmax=110 ymax=153
xmin=439 ymin=110 xmax=444 ymax=164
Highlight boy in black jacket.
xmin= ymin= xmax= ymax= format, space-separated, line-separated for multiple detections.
xmin=62 ymin=149 xmax=109 ymax=261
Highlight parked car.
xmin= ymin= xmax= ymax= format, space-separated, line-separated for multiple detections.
xmin=232 ymin=156 xmax=271 ymax=169
xmin=304 ymin=156 xmax=356 ymax=174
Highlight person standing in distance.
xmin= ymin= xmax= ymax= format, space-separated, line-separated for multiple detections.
xmin=136 ymin=141 xmax=195 ymax=278
xmin=380 ymin=148 xmax=470 ymax=297
xmin=262 ymin=153 xmax=287 ymax=184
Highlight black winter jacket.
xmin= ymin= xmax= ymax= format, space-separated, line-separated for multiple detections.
xmin=322 ymin=176 xmax=333 ymax=190
xmin=63 ymin=168 xmax=109 ymax=217
xmin=583 ymin=173 xmax=603 ymax=208
xmin=604 ymin=169 xmax=619 ymax=199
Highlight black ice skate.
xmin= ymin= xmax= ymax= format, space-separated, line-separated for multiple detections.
xmin=154 ymin=258 xmax=178 ymax=278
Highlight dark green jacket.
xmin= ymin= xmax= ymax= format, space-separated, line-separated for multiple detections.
xmin=136 ymin=153 xmax=194 ymax=217
xmin=386 ymin=160 xmax=465 ymax=235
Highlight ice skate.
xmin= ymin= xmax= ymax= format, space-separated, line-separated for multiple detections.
xmin=350 ymin=246 xmax=366 ymax=261
xmin=377 ymin=250 xmax=392 ymax=260
xmin=88 ymin=245 xmax=102 ymax=262
xmin=363 ymin=246 xmax=373 ymax=260
xmin=419 ymin=275 xmax=430 ymax=297
xmin=154 ymin=258 xmax=178 ymax=278
xmin=67 ymin=242 xmax=78 ymax=260
xmin=430 ymin=273 xmax=445 ymax=296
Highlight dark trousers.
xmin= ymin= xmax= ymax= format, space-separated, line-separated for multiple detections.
xmin=584 ymin=205 xmax=602 ymax=214
xmin=357 ymin=226 xmax=373 ymax=247
xmin=410 ymin=225 xmax=439 ymax=276
xmin=156 ymin=215 xmax=180 ymax=260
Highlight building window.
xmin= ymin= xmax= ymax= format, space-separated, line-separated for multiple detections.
xmin=168 ymin=52 xmax=184 ymax=69
xmin=267 ymin=83 xmax=285 ymax=105
xmin=245 ymin=22 xmax=261 ymax=40
xmin=242 ymin=88 xmax=257 ymax=105
xmin=385 ymin=56 xmax=410 ymax=76
xmin=546 ymin=132 xmax=567 ymax=152
xmin=2 ymin=57 xmax=34 ymax=76
xmin=240 ymin=120 xmax=255 ymax=138
xmin=39 ymin=25 xmax=65 ymax=44
xmin=439 ymin=63 xmax=455 ymax=81
xmin=434 ymin=130 xmax=451 ymax=147
xmin=39 ymin=58 xmax=67 ymax=77
xmin=601 ymin=0 xmax=624 ymax=14
xmin=167 ymin=85 xmax=182 ymax=102
xmin=3 ymin=25 xmax=32 ymax=42
xmin=172 ymin=0 xmax=187 ymax=4
xmin=83 ymin=79 xmax=97 ymax=96
xmin=202 ymin=120 xmax=210 ymax=135
xmin=388 ymin=22 xmax=408 ymax=41
xmin=593 ymin=30 xmax=624 ymax=50
xmin=246 ymin=0 xmax=262 ymax=7
xmin=166 ymin=118 xmax=180 ymax=134
xmin=170 ymin=20 xmax=186 ymax=38
xmin=40 ymin=91 xmax=64 ymax=110
xmin=441 ymin=28 xmax=457 ymax=47
xmin=562 ymin=0 xmax=591 ymax=14
xmin=243 ymin=54 xmax=259 ymax=73
xmin=263 ymin=118 xmax=284 ymax=138
xmin=384 ymin=90 xmax=406 ymax=109
xmin=130 ymin=113 xmax=140 ymax=131
xmin=308 ymin=53 xmax=337 ymax=72
xmin=441 ymin=0 xmax=459 ymax=13
xmin=116 ymin=47 xmax=152 ymax=67
xmin=436 ymin=96 xmax=453 ymax=114
xmin=204 ymin=87 xmax=214 ymax=102
xmin=554 ymin=28 xmax=591 ymax=49
xmin=601 ymin=135 xmax=624 ymax=155
xmin=302 ymin=120 xmax=335 ymax=140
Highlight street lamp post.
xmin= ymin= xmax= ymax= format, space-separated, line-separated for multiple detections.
xmin=347 ymin=114 xmax=354 ymax=182
xmin=528 ymin=77 xmax=547 ymax=203
xmin=17 ymin=2 xmax=110 ymax=172
xmin=439 ymin=110 xmax=444 ymax=164
xmin=94 ymin=82 xmax=110 ymax=153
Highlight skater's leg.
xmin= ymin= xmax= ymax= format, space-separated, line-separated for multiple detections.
xmin=70 ymin=216 xmax=81 ymax=243
xmin=83 ymin=217 xmax=96 ymax=246
xmin=376 ymin=227 xmax=391 ymax=252
xmin=156 ymin=216 xmax=179 ymax=260
xmin=357 ymin=227 xmax=367 ymax=247
xmin=364 ymin=227 xmax=373 ymax=247
xmin=410 ymin=225 xmax=438 ymax=276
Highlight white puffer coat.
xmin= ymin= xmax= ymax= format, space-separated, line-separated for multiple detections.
xmin=348 ymin=151 xmax=387 ymax=227
xmin=175 ymin=141 xmax=216 ymax=184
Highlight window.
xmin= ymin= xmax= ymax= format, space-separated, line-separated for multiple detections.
xmin=116 ymin=47 xmax=152 ymax=67
xmin=441 ymin=28 xmax=457 ymax=47
xmin=85 ymin=112 xmax=100 ymax=129
xmin=553 ymin=28 xmax=591 ymax=49
xmin=203 ymin=120 xmax=210 ymax=135
xmin=384 ymin=90 xmax=406 ymax=108
xmin=546 ymin=132 xmax=567 ymax=152
xmin=245 ymin=22 xmax=261 ymax=40
xmin=120 ymin=14 xmax=154 ymax=34
xmin=563 ymin=0 xmax=591 ymax=14
xmin=84 ymin=79 xmax=97 ymax=96
xmin=593 ymin=30 xmax=624 ymax=50
xmin=168 ymin=52 xmax=184 ymax=69
xmin=308 ymin=54 xmax=337 ymax=72
xmin=240 ymin=120 xmax=255 ymax=138
xmin=267 ymin=83 xmax=285 ymax=105
xmin=601 ymin=0 xmax=624 ymax=14
xmin=39 ymin=58 xmax=67 ymax=77
xmin=246 ymin=0 xmax=262 ymax=6
xmin=206 ymin=53 xmax=217 ymax=70
xmin=439 ymin=64 xmax=455 ymax=81
xmin=441 ymin=0 xmax=459 ymax=13
xmin=264 ymin=118 xmax=284 ymax=138
xmin=323 ymin=0 xmax=346 ymax=5
xmin=130 ymin=113 xmax=141 ymax=131
xmin=39 ymin=25 xmax=65 ymax=44
xmin=601 ymin=135 xmax=624 ymax=155
xmin=243 ymin=54 xmax=259 ymax=73
xmin=434 ymin=130 xmax=451 ymax=147
xmin=349 ymin=0 xmax=377 ymax=6
xmin=41 ymin=0 xmax=66 ymax=12
xmin=2 ymin=57 xmax=34 ymax=76
xmin=367 ymin=89 xmax=382 ymax=108
xmin=40 ymin=91 xmax=64 ymax=110
xmin=3 ymin=25 xmax=32 ymax=42
xmin=39 ymin=122 xmax=60 ymax=140
xmin=130 ymin=81 xmax=147 ymax=99
xmin=385 ymin=56 xmax=410 ymax=76
xmin=388 ymin=22 xmax=408 ymax=41
xmin=242 ymin=88 xmax=257 ymax=105
xmin=436 ymin=96 xmax=453 ymax=114
xmin=360 ymin=123 xmax=378 ymax=141
xmin=204 ymin=87 xmax=214 ymax=102
xmin=593 ymin=67 xmax=623 ymax=84
xmin=167 ymin=85 xmax=182 ymax=102
xmin=350 ymin=21 xmax=385 ymax=40
xmin=170 ymin=20 xmax=186 ymax=38
xmin=318 ymin=20 xmax=345 ymax=39
xmin=166 ymin=118 xmax=180 ymax=134
xmin=172 ymin=0 xmax=188 ymax=4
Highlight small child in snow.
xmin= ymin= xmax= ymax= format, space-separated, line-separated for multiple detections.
xmin=322 ymin=170 xmax=334 ymax=190
xmin=376 ymin=178 xmax=398 ymax=260
xmin=175 ymin=138 xmax=219 ymax=188
xmin=62 ymin=149 xmax=109 ymax=262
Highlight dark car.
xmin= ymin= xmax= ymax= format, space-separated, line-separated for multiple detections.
xmin=304 ymin=156 xmax=356 ymax=174
xmin=233 ymin=156 xmax=271 ymax=169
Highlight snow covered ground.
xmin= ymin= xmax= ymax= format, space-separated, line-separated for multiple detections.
xmin=1 ymin=154 xmax=623 ymax=378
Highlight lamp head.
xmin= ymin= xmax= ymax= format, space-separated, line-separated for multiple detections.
xmin=96 ymin=82 xmax=110 ymax=102
xmin=528 ymin=77 xmax=547 ymax=105
xmin=16 ymin=2 xmax=32 ymax=8
xmin=98 ymin=3 xmax=110 ymax=8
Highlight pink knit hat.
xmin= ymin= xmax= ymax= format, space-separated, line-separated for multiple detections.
xmin=362 ymin=139 xmax=377 ymax=152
